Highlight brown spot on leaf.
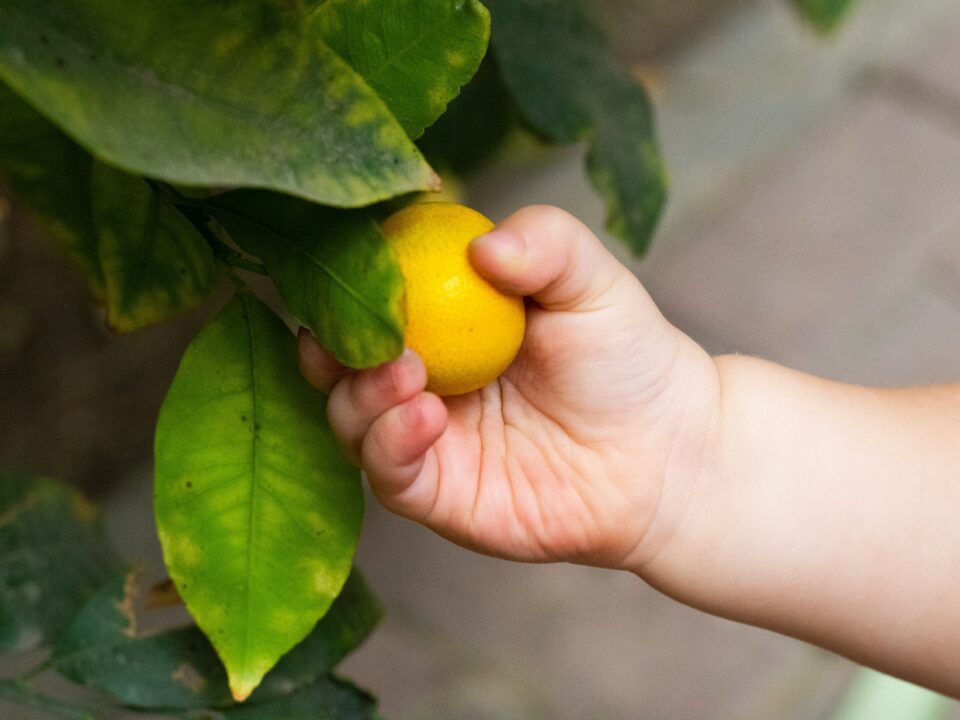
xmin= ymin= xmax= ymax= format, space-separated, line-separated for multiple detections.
xmin=115 ymin=569 xmax=140 ymax=638
xmin=171 ymin=663 xmax=207 ymax=694
xmin=146 ymin=578 xmax=183 ymax=609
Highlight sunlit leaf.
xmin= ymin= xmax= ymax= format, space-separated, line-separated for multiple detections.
xmin=0 ymin=0 xmax=438 ymax=208
xmin=313 ymin=0 xmax=491 ymax=139
xmin=257 ymin=569 xmax=381 ymax=701
xmin=91 ymin=164 xmax=219 ymax=332
xmin=0 ymin=475 xmax=115 ymax=652
xmin=154 ymin=292 xmax=362 ymax=701
xmin=486 ymin=0 xmax=667 ymax=254
xmin=207 ymin=191 xmax=405 ymax=369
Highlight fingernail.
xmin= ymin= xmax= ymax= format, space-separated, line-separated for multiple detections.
xmin=390 ymin=348 xmax=415 ymax=378
xmin=396 ymin=347 xmax=421 ymax=372
xmin=472 ymin=229 xmax=525 ymax=263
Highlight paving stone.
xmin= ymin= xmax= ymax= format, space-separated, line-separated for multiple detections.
xmin=903 ymin=16 xmax=960 ymax=102
xmin=340 ymin=496 xmax=854 ymax=720
xmin=637 ymin=91 xmax=960 ymax=366
xmin=792 ymin=218 xmax=960 ymax=386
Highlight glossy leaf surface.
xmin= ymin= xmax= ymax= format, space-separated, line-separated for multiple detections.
xmin=207 ymin=191 xmax=405 ymax=369
xmin=313 ymin=0 xmax=491 ymax=139
xmin=0 ymin=475 xmax=115 ymax=652
xmin=92 ymin=165 xmax=219 ymax=332
xmin=154 ymin=292 xmax=362 ymax=700
xmin=0 ymin=0 xmax=438 ymax=207
xmin=487 ymin=0 xmax=667 ymax=254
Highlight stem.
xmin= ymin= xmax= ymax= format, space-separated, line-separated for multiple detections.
xmin=172 ymin=199 xmax=269 ymax=277
xmin=149 ymin=180 xmax=206 ymax=209
xmin=219 ymin=252 xmax=268 ymax=276
xmin=0 ymin=679 xmax=96 ymax=720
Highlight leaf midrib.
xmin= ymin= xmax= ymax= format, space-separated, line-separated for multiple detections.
xmin=239 ymin=293 xmax=263 ymax=688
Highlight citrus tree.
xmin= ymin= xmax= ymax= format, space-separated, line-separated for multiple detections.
xmin=0 ymin=0 xmax=855 ymax=717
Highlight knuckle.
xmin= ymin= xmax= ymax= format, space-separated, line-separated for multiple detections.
xmin=525 ymin=204 xmax=578 ymax=234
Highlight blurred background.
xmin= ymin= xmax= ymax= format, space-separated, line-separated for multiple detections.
xmin=3 ymin=0 xmax=960 ymax=717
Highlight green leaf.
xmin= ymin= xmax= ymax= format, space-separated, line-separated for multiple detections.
xmin=418 ymin=57 xmax=514 ymax=176
xmin=0 ymin=475 xmax=115 ymax=652
xmin=256 ymin=569 xmax=381 ymax=701
xmin=790 ymin=0 xmax=858 ymax=33
xmin=154 ymin=292 xmax=363 ymax=701
xmin=0 ymin=87 xmax=218 ymax=331
xmin=223 ymin=677 xmax=379 ymax=720
xmin=91 ymin=164 xmax=219 ymax=333
xmin=54 ymin=568 xmax=235 ymax=709
xmin=312 ymin=0 xmax=491 ymax=139
xmin=299 ymin=0 xmax=328 ymax=12
xmin=206 ymin=191 xmax=405 ymax=369
xmin=486 ymin=0 xmax=668 ymax=254
xmin=0 ymin=83 xmax=104 ymax=298
xmin=53 ymin=569 xmax=380 ymax=710
xmin=0 ymin=0 xmax=438 ymax=208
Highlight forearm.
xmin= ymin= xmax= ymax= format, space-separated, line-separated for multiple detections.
xmin=642 ymin=355 xmax=960 ymax=697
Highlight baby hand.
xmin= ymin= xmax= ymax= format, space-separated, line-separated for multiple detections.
xmin=299 ymin=206 xmax=720 ymax=571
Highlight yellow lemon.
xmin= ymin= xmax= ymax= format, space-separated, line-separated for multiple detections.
xmin=381 ymin=202 xmax=526 ymax=396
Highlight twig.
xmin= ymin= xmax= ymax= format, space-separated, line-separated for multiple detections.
xmin=171 ymin=198 xmax=269 ymax=277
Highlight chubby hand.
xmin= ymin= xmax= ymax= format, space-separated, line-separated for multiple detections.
xmin=298 ymin=206 xmax=720 ymax=571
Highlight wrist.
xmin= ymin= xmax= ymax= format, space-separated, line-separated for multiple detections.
xmin=616 ymin=338 xmax=726 ymax=578
xmin=624 ymin=354 xmax=764 ymax=605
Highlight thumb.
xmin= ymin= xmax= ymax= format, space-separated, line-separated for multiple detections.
xmin=468 ymin=205 xmax=638 ymax=312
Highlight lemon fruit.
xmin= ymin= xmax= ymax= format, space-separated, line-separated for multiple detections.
xmin=381 ymin=202 xmax=526 ymax=396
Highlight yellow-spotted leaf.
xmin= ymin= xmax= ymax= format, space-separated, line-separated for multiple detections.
xmin=0 ymin=475 xmax=116 ymax=652
xmin=52 ymin=569 xmax=379 ymax=709
xmin=0 ymin=82 xmax=104 ymax=299
xmin=0 ymin=0 xmax=438 ymax=208
xmin=154 ymin=292 xmax=362 ymax=701
xmin=206 ymin=190 xmax=404 ymax=369
xmin=92 ymin=164 xmax=218 ymax=333
xmin=312 ymin=0 xmax=491 ymax=139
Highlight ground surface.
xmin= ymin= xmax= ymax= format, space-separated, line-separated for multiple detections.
xmin=3 ymin=0 xmax=960 ymax=717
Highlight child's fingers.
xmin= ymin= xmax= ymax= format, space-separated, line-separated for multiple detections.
xmin=360 ymin=392 xmax=448 ymax=515
xmin=469 ymin=204 xmax=635 ymax=312
xmin=327 ymin=349 xmax=427 ymax=463
xmin=297 ymin=328 xmax=349 ymax=393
